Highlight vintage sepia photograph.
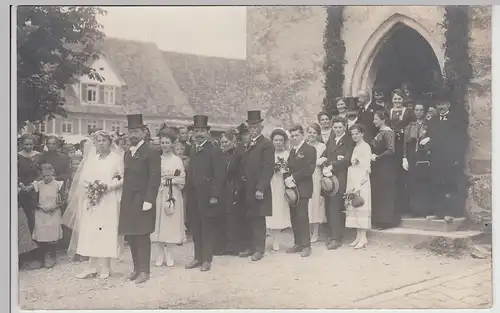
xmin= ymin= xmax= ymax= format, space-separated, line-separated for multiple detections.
xmin=15 ymin=5 xmax=492 ymax=310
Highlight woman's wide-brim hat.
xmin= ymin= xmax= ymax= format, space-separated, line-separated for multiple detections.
xmin=284 ymin=186 xmax=300 ymax=208
xmin=126 ymin=114 xmax=147 ymax=129
xmin=192 ymin=115 xmax=211 ymax=130
xmin=246 ymin=110 xmax=264 ymax=125
xmin=321 ymin=175 xmax=340 ymax=197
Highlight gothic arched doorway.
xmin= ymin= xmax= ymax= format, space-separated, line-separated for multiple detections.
xmin=370 ymin=22 xmax=443 ymax=100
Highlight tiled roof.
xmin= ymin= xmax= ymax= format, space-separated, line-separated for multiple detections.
xmin=63 ymin=37 xmax=193 ymax=119
xmin=162 ymin=51 xmax=248 ymax=126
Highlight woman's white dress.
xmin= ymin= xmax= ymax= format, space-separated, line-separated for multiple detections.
xmin=308 ymin=142 xmax=327 ymax=224
xmin=151 ymin=153 xmax=186 ymax=244
xmin=266 ymin=150 xmax=291 ymax=230
xmin=345 ymin=141 xmax=372 ymax=229
xmin=76 ymin=151 xmax=124 ymax=258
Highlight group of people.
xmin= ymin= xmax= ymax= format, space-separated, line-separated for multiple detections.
xmin=17 ymin=83 xmax=464 ymax=283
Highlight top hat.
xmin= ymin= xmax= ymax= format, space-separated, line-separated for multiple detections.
xmin=246 ymin=110 xmax=264 ymax=125
xmin=192 ymin=115 xmax=211 ymax=130
xmin=345 ymin=97 xmax=359 ymax=112
xmin=126 ymin=114 xmax=147 ymax=129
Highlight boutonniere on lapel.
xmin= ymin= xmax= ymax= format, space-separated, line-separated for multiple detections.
xmin=337 ymin=155 xmax=345 ymax=161
xmin=196 ymin=145 xmax=204 ymax=153
xmin=296 ymin=152 xmax=305 ymax=159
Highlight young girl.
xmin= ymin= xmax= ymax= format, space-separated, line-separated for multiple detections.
xmin=25 ymin=163 xmax=64 ymax=268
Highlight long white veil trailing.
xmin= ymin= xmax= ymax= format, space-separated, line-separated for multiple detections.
xmin=62 ymin=135 xmax=123 ymax=258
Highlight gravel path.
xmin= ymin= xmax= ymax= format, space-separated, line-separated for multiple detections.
xmin=18 ymin=231 xmax=489 ymax=310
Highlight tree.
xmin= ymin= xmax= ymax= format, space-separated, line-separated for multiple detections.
xmin=17 ymin=6 xmax=107 ymax=130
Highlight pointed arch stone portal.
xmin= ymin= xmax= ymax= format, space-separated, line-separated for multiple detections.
xmin=348 ymin=13 xmax=445 ymax=96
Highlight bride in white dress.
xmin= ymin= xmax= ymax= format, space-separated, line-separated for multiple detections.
xmin=63 ymin=131 xmax=124 ymax=279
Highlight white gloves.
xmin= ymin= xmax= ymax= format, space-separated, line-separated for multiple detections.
xmin=322 ymin=165 xmax=333 ymax=177
xmin=402 ymin=158 xmax=409 ymax=171
xmin=284 ymin=176 xmax=296 ymax=188
xmin=420 ymin=137 xmax=431 ymax=146
xmin=317 ymin=157 xmax=327 ymax=166
xmin=142 ymin=202 xmax=152 ymax=211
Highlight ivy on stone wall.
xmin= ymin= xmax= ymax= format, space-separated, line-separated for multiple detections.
xmin=442 ymin=6 xmax=473 ymax=212
xmin=322 ymin=6 xmax=345 ymax=118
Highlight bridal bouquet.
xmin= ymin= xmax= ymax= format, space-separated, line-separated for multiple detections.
xmin=274 ymin=157 xmax=289 ymax=174
xmin=85 ymin=180 xmax=109 ymax=208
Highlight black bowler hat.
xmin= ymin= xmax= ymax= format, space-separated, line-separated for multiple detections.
xmin=126 ymin=114 xmax=146 ymax=129
xmin=345 ymin=97 xmax=359 ymax=112
xmin=246 ymin=110 xmax=264 ymax=125
xmin=192 ymin=115 xmax=211 ymax=130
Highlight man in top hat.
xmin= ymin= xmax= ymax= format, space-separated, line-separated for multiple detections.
xmin=285 ymin=124 xmax=317 ymax=257
xmin=356 ymin=90 xmax=385 ymax=142
xmin=119 ymin=114 xmax=161 ymax=284
xmin=319 ymin=116 xmax=354 ymax=249
xmin=184 ymin=115 xmax=226 ymax=272
xmin=238 ymin=110 xmax=274 ymax=261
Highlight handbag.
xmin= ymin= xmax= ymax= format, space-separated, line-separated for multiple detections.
xmin=351 ymin=191 xmax=365 ymax=208
xmin=164 ymin=169 xmax=181 ymax=215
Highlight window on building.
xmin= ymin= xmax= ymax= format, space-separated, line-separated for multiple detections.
xmin=111 ymin=120 xmax=121 ymax=132
xmin=33 ymin=121 xmax=46 ymax=133
xmin=61 ymin=120 xmax=73 ymax=134
xmin=84 ymin=84 xmax=98 ymax=103
xmin=87 ymin=120 xmax=98 ymax=133
xmin=103 ymin=86 xmax=115 ymax=105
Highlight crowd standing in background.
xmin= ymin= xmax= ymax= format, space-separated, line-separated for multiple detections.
xmin=17 ymin=82 xmax=463 ymax=282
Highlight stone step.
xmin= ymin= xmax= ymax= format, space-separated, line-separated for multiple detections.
xmin=400 ymin=217 xmax=466 ymax=232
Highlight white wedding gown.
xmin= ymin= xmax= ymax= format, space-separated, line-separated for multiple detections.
xmin=76 ymin=151 xmax=124 ymax=258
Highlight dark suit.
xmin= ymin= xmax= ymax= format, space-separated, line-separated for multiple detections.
xmin=119 ymin=142 xmax=161 ymax=275
xmin=427 ymin=112 xmax=465 ymax=218
xmin=186 ymin=140 xmax=226 ymax=263
xmin=321 ymin=133 xmax=354 ymax=242
xmin=358 ymin=102 xmax=386 ymax=142
xmin=239 ymin=135 xmax=274 ymax=253
xmin=286 ymin=142 xmax=316 ymax=248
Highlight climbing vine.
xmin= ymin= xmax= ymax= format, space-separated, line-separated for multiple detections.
xmin=442 ymin=6 xmax=473 ymax=211
xmin=322 ymin=6 xmax=346 ymax=118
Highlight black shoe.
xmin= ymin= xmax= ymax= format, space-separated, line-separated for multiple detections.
xmin=286 ymin=245 xmax=303 ymax=254
xmin=126 ymin=271 xmax=139 ymax=281
xmin=251 ymin=252 xmax=264 ymax=261
xmin=134 ymin=272 xmax=150 ymax=284
xmin=238 ymin=249 xmax=252 ymax=257
xmin=200 ymin=262 xmax=211 ymax=272
xmin=300 ymin=247 xmax=312 ymax=257
xmin=185 ymin=260 xmax=202 ymax=269
xmin=327 ymin=240 xmax=341 ymax=250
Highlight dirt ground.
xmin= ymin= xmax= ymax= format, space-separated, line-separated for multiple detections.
xmin=17 ymin=231 xmax=490 ymax=310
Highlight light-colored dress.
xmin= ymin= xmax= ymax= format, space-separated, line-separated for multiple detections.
xmin=151 ymin=153 xmax=186 ymax=244
xmin=266 ymin=150 xmax=291 ymax=230
xmin=32 ymin=180 xmax=63 ymax=242
xmin=345 ymin=141 xmax=372 ymax=229
xmin=76 ymin=151 xmax=124 ymax=258
xmin=308 ymin=142 xmax=327 ymax=224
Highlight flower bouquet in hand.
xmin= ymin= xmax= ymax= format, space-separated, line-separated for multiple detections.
xmin=343 ymin=189 xmax=365 ymax=208
xmin=274 ymin=157 xmax=289 ymax=174
xmin=85 ymin=180 xmax=109 ymax=209
xmin=164 ymin=169 xmax=181 ymax=215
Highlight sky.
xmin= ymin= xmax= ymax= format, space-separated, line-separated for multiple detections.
xmin=98 ymin=6 xmax=247 ymax=60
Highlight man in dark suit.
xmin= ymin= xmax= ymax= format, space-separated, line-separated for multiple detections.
xmin=320 ymin=116 xmax=354 ymax=249
xmin=185 ymin=115 xmax=226 ymax=272
xmin=119 ymin=114 xmax=161 ymax=284
xmin=356 ymin=90 xmax=385 ymax=142
xmin=238 ymin=111 xmax=274 ymax=262
xmin=285 ymin=125 xmax=316 ymax=257
xmin=425 ymin=99 xmax=465 ymax=220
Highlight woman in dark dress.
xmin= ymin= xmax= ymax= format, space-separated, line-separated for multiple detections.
xmin=388 ymin=89 xmax=414 ymax=215
xmin=371 ymin=110 xmax=399 ymax=229
xmin=17 ymin=134 xmax=43 ymax=269
xmin=214 ymin=130 xmax=239 ymax=256
xmin=402 ymin=103 xmax=432 ymax=217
